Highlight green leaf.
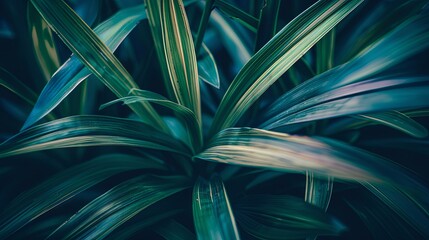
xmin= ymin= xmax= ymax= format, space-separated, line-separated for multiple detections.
xmin=145 ymin=0 xmax=201 ymax=123
xmin=235 ymin=195 xmax=345 ymax=239
xmin=341 ymin=1 xmax=427 ymax=62
xmin=346 ymin=193 xmax=421 ymax=239
xmin=362 ymin=182 xmax=429 ymax=237
xmin=108 ymin=206 xmax=183 ymax=239
xmin=305 ymin=173 xmax=333 ymax=211
xmin=22 ymin=4 xmax=148 ymax=131
xmin=0 ymin=115 xmax=191 ymax=158
xmin=200 ymin=126 xmax=429 ymax=237
xmin=27 ymin=2 xmax=60 ymax=81
xmin=209 ymin=0 xmax=362 ymax=136
xmin=263 ymin=85 xmax=429 ymax=129
xmin=305 ymin=173 xmax=333 ymax=240
xmin=30 ymin=0 xmax=167 ymax=131
xmin=193 ymin=174 xmax=240 ymax=240
xmin=154 ymin=219 xmax=197 ymax=240
xmin=210 ymin=9 xmax=251 ymax=67
xmin=0 ymin=67 xmax=39 ymax=107
xmin=316 ymin=29 xmax=335 ymax=74
xmin=214 ymin=0 xmax=259 ymax=33
xmin=100 ymin=89 xmax=202 ymax=152
xmin=254 ymin=0 xmax=281 ymax=51
xmin=198 ymin=43 xmax=220 ymax=89
xmin=197 ymin=127 xmax=422 ymax=183
xmin=260 ymin=77 xmax=428 ymax=128
xmin=357 ymin=111 xmax=427 ymax=138
xmin=264 ymin=13 xmax=429 ymax=120
xmin=194 ymin=0 xmax=215 ymax=55
xmin=47 ymin=175 xmax=190 ymax=239
xmin=322 ymin=111 xmax=428 ymax=138
xmin=0 ymin=154 xmax=165 ymax=239
xmin=22 ymin=1 xmax=200 ymax=131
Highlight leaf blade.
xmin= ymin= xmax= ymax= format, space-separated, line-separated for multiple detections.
xmin=193 ymin=175 xmax=240 ymax=240
xmin=100 ymin=89 xmax=202 ymax=152
xmin=209 ymin=0 xmax=363 ymax=135
xmin=198 ymin=43 xmax=220 ymax=89
xmin=357 ymin=111 xmax=427 ymax=138
xmin=27 ymin=2 xmax=60 ymax=81
xmin=1 ymin=115 xmax=191 ymax=158
xmin=0 ymin=154 xmax=165 ymax=239
xmin=47 ymin=175 xmax=190 ymax=239
xmin=263 ymin=13 xmax=429 ymax=121
xmin=264 ymin=85 xmax=429 ymax=129
xmin=236 ymin=194 xmax=344 ymax=239
xmin=30 ymin=0 xmax=167 ymax=131
xmin=145 ymin=0 xmax=201 ymax=122
xmin=22 ymin=4 xmax=149 ymax=130
xmin=197 ymin=127 xmax=414 ymax=183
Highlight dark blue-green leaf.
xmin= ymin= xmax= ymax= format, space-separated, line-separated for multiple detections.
xmin=47 ymin=175 xmax=190 ymax=239
xmin=1 ymin=115 xmax=191 ymax=158
xmin=193 ymin=174 xmax=240 ymax=239
xmin=0 ymin=154 xmax=165 ymax=239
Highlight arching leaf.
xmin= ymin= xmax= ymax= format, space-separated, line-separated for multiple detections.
xmin=144 ymin=0 xmax=201 ymax=123
xmin=209 ymin=0 xmax=363 ymax=135
xmin=30 ymin=0 xmax=167 ymax=131
xmin=236 ymin=195 xmax=345 ymax=239
xmin=0 ymin=154 xmax=165 ymax=239
xmin=47 ymin=175 xmax=190 ymax=239
xmin=0 ymin=115 xmax=191 ymax=158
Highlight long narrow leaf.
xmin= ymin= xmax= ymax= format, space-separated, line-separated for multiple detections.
xmin=263 ymin=85 xmax=429 ymax=129
xmin=193 ymin=174 xmax=240 ymax=239
xmin=362 ymin=182 xmax=429 ymax=237
xmin=108 ymin=206 xmax=183 ymax=239
xmin=214 ymin=0 xmax=259 ymax=32
xmin=260 ymin=77 xmax=429 ymax=129
xmin=197 ymin=127 xmax=417 ymax=183
xmin=236 ymin=195 xmax=344 ymax=239
xmin=357 ymin=111 xmax=427 ymax=138
xmin=145 ymin=0 xmax=201 ymax=123
xmin=27 ymin=2 xmax=60 ymax=81
xmin=0 ymin=115 xmax=191 ymax=158
xmin=305 ymin=173 xmax=333 ymax=212
xmin=23 ymin=1 xmax=200 ymax=131
xmin=263 ymin=13 xmax=429 ymax=120
xmin=100 ymin=89 xmax=202 ymax=152
xmin=210 ymin=9 xmax=251 ymax=67
xmin=305 ymin=173 xmax=334 ymax=240
xmin=322 ymin=111 xmax=428 ymax=138
xmin=198 ymin=43 xmax=220 ymax=89
xmin=47 ymin=175 xmax=190 ymax=239
xmin=209 ymin=0 xmax=362 ymax=135
xmin=22 ymin=4 xmax=148 ymax=131
xmin=0 ymin=154 xmax=165 ymax=239
xmin=0 ymin=67 xmax=39 ymax=107
xmin=346 ymin=193 xmax=420 ymax=239
xmin=341 ymin=1 xmax=427 ymax=62
xmin=30 ymin=0 xmax=167 ymax=131
xmin=254 ymin=0 xmax=281 ymax=51
xmin=154 ymin=219 xmax=197 ymax=240
xmin=197 ymin=128 xmax=429 ymax=236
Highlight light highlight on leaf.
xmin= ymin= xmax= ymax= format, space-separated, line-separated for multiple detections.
xmin=210 ymin=0 xmax=362 ymax=135
xmin=193 ymin=174 xmax=240 ymax=240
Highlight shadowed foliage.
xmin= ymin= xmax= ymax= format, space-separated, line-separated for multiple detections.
xmin=1 ymin=0 xmax=429 ymax=239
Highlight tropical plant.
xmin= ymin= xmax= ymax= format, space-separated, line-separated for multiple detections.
xmin=1 ymin=0 xmax=429 ymax=239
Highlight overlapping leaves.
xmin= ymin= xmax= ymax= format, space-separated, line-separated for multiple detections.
xmin=210 ymin=0 xmax=363 ymax=135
